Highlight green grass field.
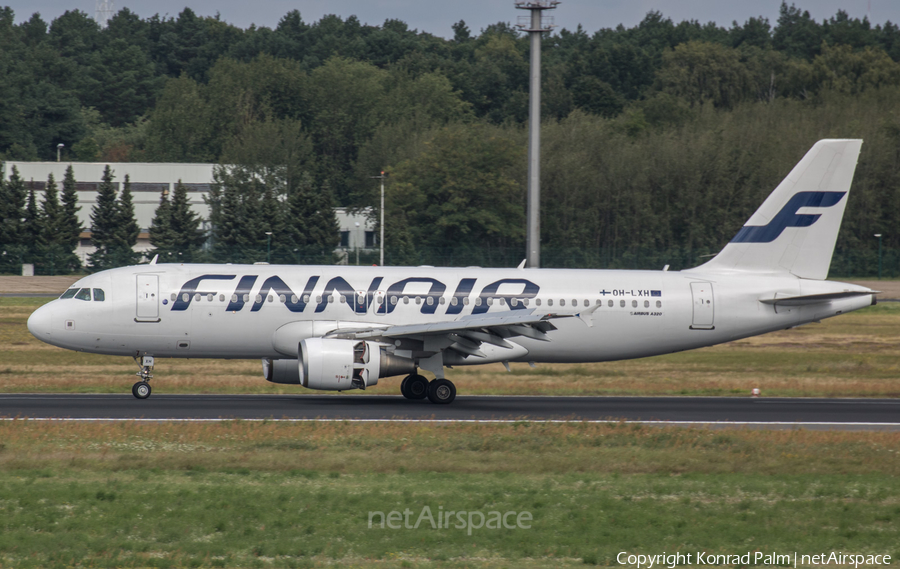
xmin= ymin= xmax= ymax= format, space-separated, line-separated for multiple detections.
xmin=0 ymin=421 xmax=898 ymax=568
xmin=1 ymin=298 xmax=899 ymax=397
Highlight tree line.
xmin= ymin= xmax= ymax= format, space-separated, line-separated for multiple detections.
xmin=0 ymin=3 xmax=898 ymax=275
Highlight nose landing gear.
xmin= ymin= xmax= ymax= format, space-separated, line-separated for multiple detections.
xmin=132 ymin=355 xmax=154 ymax=399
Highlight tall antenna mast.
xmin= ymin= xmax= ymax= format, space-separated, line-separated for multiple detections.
xmin=515 ymin=1 xmax=558 ymax=269
xmin=95 ymin=0 xmax=115 ymax=28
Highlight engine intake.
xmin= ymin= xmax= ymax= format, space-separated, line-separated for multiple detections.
xmin=263 ymin=338 xmax=415 ymax=391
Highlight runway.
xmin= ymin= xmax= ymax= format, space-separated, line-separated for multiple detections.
xmin=1 ymin=394 xmax=898 ymax=429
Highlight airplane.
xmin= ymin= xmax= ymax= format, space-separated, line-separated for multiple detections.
xmin=27 ymin=139 xmax=877 ymax=404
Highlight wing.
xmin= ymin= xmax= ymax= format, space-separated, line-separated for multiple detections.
xmin=325 ymin=306 xmax=598 ymax=361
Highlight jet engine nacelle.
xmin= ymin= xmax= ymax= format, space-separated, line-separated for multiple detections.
xmin=263 ymin=338 xmax=415 ymax=391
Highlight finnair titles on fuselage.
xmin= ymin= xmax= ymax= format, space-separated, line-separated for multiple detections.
xmin=28 ymin=140 xmax=877 ymax=403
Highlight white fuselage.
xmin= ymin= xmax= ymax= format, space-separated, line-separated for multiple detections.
xmin=27 ymin=263 xmax=873 ymax=364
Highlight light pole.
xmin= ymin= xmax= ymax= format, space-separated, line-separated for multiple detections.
xmin=516 ymin=1 xmax=559 ymax=268
xmin=56 ymin=143 xmax=64 ymax=162
xmin=874 ymin=233 xmax=883 ymax=279
xmin=355 ymin=222 xmax=360 ymax=265
xmin=265 ymin=231 xmax=273 ymax=264
xmin=371 ymin=171 xmax=386 ymax=266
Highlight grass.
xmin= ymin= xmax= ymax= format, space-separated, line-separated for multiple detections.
xmin=0 ymin=421 xmax=898 ymax=568
xmin=1 ymin=298 xmax=899 ymax=397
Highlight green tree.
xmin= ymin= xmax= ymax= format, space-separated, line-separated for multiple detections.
xmin=148 ymin=187 xmax=175 ymax=258
xmin=114 ymin=174 xmax=141 ymax=266
xmin=23 ymin=184 xmax=42 ymax=262
xmin=88 ymin=165 xmax=122 ymax=269
xmin=0 ymin=166 xmax=28 ymax=271
xmin=59 ymin=165 xmax=83 ymax=271
xmin=169 ymin=181 xmax=206 ymax=261
xmin=385 ymin=124 xmax=525 ymax=266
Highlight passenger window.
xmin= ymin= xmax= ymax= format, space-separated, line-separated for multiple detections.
xmin=632 ymin=300 xmax=638 ymax=308
xmin=656 ymin=301 xmax=662 ymax=308
xmin=463 ymin=297 xmax=470 ymax=305
xmin=487 ymin=298 xmax=493 ymax=306
xmin=231 ymin=294 xmax=238 ymax=303
xmin=256 ymin=294 xmax=262 ymax=303
xmin=415 ymin=297 xmax=421 ymax=305
xmin=171 ymin=293 xmax=176 ymax=301
xmin=535 ymin=299 xmax=541 ymax=306
xmin=547 ymin=299 xmax=553 ymax=307
xmin=403 ymin=296 xmax=409 ymax=304
xmin=194 ymin=293 xmax=201 ymax=301
xmin=451 ymin=297 xmax=458 ymax=306
xmin=499 ymin=298 xmax=506 ymax=306
xmin=560 ymin=299 xmax=565 ymax=307
xmin=219 ymin=294 xmax=225 ymax=302
xmin=243 ymin=294 xmax=250 ymax=303
xmin=339 ymin=295 xmax=346 ymax=303
xmin=584 ymin=299 xmax=590 ymax=307
xmin=303 ymin=295 xmax=310 ymax=303
xmin=92 ymin=288 xmax=105 ymax=302
xmin=644 ymin=300 xmax=649 ymax=308
xmin=511 ymin=298 xmax=518 ymax=307
xmin=390 ymin=296 xmax=397 ymax=305
xmin=439 ymin=297 xmax=445 ymax=305
xmin=608 ymin=300 xmax=613 ymax=307
xmin=207 ymin=293 xmax=214 ymax=302
xmin=620 ymin=300 xmax=625 ymax=307
xmin=426 ymin=296 xmax=434 ymax=306
xmin=60 ymin=288 xmax=78 ymax=299
xmin=75 ymin=288 xmax=91 ymax=301
xmin=523 ymin=299 xmax=530 ymax=306
xmin=268 ymin=295 xmax=274 ymax=303
xmin=475 ymin=297 xmax=482 ymax=306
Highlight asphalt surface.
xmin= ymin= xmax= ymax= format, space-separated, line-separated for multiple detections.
xmin=1 ymin=394 xmax=898 ymax=429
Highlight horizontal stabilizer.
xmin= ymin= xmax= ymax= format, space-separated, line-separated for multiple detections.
xmin=758 ymin=290 xmax=876 ymax=307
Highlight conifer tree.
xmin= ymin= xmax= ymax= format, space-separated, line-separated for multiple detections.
xmin=169 ymin=181 xmax=206 ymax=261
xmin=88 ymin=165 xmax=120 ymax=270
xmin=0 ymin=167 xmax=28 ymax=272
xmin=114 ymin=174 xmax=141 ymax=265
xmin=60 ymin=165 xmax=83 ymax=270
xmin=23 ymin=184 xmax=42 ymax=263
xmin=37 ymin=174 xmax=64 ymax=274
xmin=286 ymin=174 xmax=339 ymax=264
xmin=149 ymin=187 xmax=175 ymax=258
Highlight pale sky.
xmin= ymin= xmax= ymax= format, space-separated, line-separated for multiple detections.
xmin=7 ymin=0 xmax=900 ymax=37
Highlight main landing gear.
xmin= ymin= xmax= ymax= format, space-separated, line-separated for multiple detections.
xmin=132 ymin=355 xmax=154 ymax=400
xmin=400 ymin=373 xmax=456 ymax=404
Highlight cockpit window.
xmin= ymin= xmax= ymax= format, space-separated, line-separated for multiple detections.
xmin=74 ymin=288 xmax=92 ymax=301
xmin=60 ymin=288 xmax=78 ymax=299
xmin=93 ymin=288 xmax=105 ymax=301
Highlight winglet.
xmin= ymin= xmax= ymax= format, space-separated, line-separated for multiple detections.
xmin=517 ymin=259 xmax=527 ymax=269
xmin=149 ymin=254 xmax=158 ymax=265
xmin=577 ymin=304 xmax=601 ymax=327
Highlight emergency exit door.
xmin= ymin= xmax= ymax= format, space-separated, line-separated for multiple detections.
xmin=136 ymin=274 xmax=159 ymax=321
xmin=690 ymin=281 xmax=714 ymax=329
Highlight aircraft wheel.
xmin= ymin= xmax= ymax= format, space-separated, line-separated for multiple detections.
xmin=132 ymin=381 xmax=151 ymax=400
xmin=426 ymin=378 xmax=456 ymax=404
xmin=404 ymin=374 xmax=429 ymax=400
xmin=400 ymin=375 xmax=410 ymax=398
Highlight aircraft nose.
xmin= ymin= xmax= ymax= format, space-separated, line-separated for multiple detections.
xmin=27 ymin=304 xmax=53 ymax=341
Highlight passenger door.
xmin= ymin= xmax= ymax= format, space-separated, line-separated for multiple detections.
xmin=690 ymin=281 xmax=714 ymax=330
xmin=136 ymin=274 xmax=160 ymax=321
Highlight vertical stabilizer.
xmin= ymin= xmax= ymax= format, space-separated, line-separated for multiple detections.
xmin=694 ymin=139 xmax=862 ymax=280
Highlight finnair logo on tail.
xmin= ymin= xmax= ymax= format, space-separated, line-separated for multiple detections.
xmin=731 ymin=191 xmax=846 ymax=243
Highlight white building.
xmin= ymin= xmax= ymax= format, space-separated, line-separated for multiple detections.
xmin=1 ymin=162 xmax=376 ymax=265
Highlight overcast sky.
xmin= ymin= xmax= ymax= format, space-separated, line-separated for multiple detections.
xmin=8 ymin=0 xmax=900 ymax=37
